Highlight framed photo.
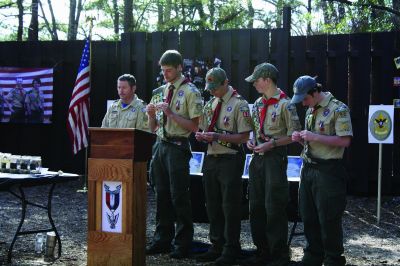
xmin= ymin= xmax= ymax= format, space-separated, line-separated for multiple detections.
xmin=190 ymin=152 xmax=205 ymax=175
xmin=242 ymin=154 xmax=253 ymax=179
xmin=393 ymin=99 xmax=400 ymax=108
xmin=287 ymin=156 xmax=302 ymax=182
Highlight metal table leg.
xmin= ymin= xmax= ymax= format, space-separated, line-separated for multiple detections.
xmin=7 ymin=183 xmax=62 ymax=262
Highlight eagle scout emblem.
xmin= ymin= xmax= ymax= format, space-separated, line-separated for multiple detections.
xmin=271 ymin=112 xmax=277 ymax=122
xmin=223 ymin=116 xmax=230 ymax=127
xmin=175 ymin=100 xmax=181 ymax=111
xmin=274 ymin=103 xmax=279 ymax=108
xmin=227 ymin=106 xmax=232 ymax=112
xmin=178 ymin=90 xmax=184 ymax=97
xmin=369 ymin=110 xmax=392 ymax=140
xmin=131 ymin=107 xmax=136 ymax=112
xmin=103 ymin=183 xmax=122 ymax=231
xmin=319 ymin=121 xmax=325 ymax=131
xmin=323 ymin=108 xmax=330 ymax=117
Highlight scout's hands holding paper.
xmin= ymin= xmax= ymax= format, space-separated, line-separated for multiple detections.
xmin=146 ymin=102 xmax=173 ymax=118
xmin=292 ymin=130 xmax=317 ymax=145
xmin=195 ymin=131 xmax=219 ymax=143
xmin=246 ymin=139 xmax=273 ymax=153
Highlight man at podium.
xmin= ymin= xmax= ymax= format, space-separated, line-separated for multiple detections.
xmin=101 ymin=74 xmax=149 ymax=130
xmin=146 ymin=50 xmax=203 ymax=259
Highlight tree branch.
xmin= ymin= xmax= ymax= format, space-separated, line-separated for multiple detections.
xmin=326 ymin=0 xmax=400 ymax=17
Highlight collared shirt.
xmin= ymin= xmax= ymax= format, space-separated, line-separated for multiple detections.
xmin=200 ymin=86 xmax=252 ymax=154
xmin=6 ymin=88 xmax=26 ymax=109
xmin=25 ymin=89 xmax=44 ymax=112
xmin=150 ymin=75 xmax=203 ymax=139
xmin=303 ymin=92 xmax=353 ymax=160
xmin=101 ymin=95 xmax=149 ymax=131
xmin=252 ymin=89 xmax=301 ymax=145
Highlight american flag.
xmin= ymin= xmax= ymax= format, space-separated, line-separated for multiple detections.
xmin=0 ymin=67 xmax=53 ymax=123
xmin=67 ymin=39 xmax=90 ymax=154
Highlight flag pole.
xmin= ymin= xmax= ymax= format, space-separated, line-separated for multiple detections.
xmin=78 ymin=17 xmax=95 ymax=193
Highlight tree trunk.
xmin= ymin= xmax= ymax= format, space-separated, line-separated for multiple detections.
xmin=28 ymin=0 xmax=39 ymax=41
xmin=123 ymin=0 xmax=133 ymax=32
xmin=47 ymin=0 xmax=59 ymax=40
xmin=112 ymin=0 xmax=119 ymax=34
xmin=68 ymin=0 xmax=82 ymax=40
xmin=209 ymin=0 xmax=215 ymax=29
xmin=394 ymin=0 xmax=400 ymax=30
xmin=68 ymin=0 xmax=76 ymax=40
xmin=307 ymin=0 xmax=311 ymax=34
xmin=157 ymin=0 xmax=163 ymax=30
xmin=247 ymin=0 xmax=254 ymax=28
xmin=17 ymin=0 xmax=24 ymax=41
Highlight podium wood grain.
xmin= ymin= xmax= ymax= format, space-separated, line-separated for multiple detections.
xmin=87 ymin=128 xmax=155 ymax=266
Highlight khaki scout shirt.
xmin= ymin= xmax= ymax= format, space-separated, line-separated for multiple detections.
xmin=6 ymin=88 xmax=26 ymax=109
xmin=251 ymin=89 xmax=301 ymax=145
xmin=303 ymin=92 xmax=353 ymax=160
xmin=200 ymin=86 xmax=252 ymax=155
xmin=101 ymin=95 xmax=149 ymax=131
xmin=150 ymin=75 xmax=203 ymax=139
xmin=25 ymin=89 xmax=44 ymax=112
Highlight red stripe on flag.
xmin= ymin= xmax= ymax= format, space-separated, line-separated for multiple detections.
xmin=66 ymin=39 xmax=91 ymax=155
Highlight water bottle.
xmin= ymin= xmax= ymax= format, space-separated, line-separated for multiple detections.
xmin=35 ymin=233 xmax=44 ymax=255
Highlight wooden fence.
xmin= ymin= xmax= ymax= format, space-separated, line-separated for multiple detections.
xmin=0 ymin=30 xmax=399 ymax=195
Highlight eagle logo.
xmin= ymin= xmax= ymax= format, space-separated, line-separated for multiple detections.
xmin=369 ymin=110 xmax=392 ymax=141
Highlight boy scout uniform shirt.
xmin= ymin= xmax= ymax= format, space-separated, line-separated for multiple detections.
xmin=101 ymin=95 xmax=149 ymax=130
xmin=200 ymin=86 xmax=253 ymax=155
xmin=25 ymin=89 xmax=44 ymax=111
xmin=251 ymin=89 xmax=301 ymax=145
xmin=6 ymin=88 xmax=26 ymax=108
xmin=303 ymin=92 xmax=353 ymax=160
xmin=150 ymin=75 xmax=203 ymax=139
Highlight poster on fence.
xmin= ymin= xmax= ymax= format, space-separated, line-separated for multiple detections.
xmin=368 ymin=105 xmax=394 ymax=144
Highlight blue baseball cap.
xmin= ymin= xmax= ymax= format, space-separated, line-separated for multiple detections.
xmin=291 ymin=76 xmax=317 ymax=104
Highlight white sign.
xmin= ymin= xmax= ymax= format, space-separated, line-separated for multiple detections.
xmin=102 ymin=181 xmax=123 ymax=233
xmin=368 ymin=105 xmax=394 ymax=144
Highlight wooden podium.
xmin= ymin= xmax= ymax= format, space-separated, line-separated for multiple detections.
xmin=87 ymin=128 xmax=156 ymax=266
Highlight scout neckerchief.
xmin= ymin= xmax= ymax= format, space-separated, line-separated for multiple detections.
xmin=207 ymin=89 xmax=238 ymax=132
xmin=161 ymin=78 xmax=190 ymax=138
xmin=258 ymin=90 xmax=286 ymax=140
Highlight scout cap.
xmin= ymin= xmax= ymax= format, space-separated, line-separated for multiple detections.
xmin=290 ymin=75 xmax=317 ymax=104
xmin=245 ymin=63 xmax=278 ymax=83
xmin=205 ymin=67 xmax=227 ymax=91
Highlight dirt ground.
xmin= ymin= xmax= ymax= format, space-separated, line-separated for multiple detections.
xmin=0 ymin=179 xmax=399 ymax=266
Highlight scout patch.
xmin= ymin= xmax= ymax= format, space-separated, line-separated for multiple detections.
xmin=196 ymin=103 xmax=203 ymax=111
xmin=323 ymin=108 xmax=330 ymax=117
xmin=227 ymin=106 xmax=232 ymax=112
xmin=274 ymin=103 xmax=279 ymax=108
xmin=141 ymin=107 xmax=146 ymax=113
xmin=131 ymin=107 xmax=136 ymax=112
xmin=319 ymin=121 xmax=325 ymax=131
xmin=175 ymin=100 xmax=180 ymax=111
xmin=178 ymin=90 xmax=184 ymax=97
xmin=271 ymin=112 xmax=277 ymax=122
xmin=223 ymin=116 xmax=230 ymax=127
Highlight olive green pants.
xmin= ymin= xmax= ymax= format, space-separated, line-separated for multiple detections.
xmin=149 ymin=140 xmax=193 ymax=251
xmin=248 ymin=147 xmax=290 ymax=263
xmin=202 ymin=153 xmax=244 ymax=257
xmin=299 ymin=160 xmax=347 ymax=266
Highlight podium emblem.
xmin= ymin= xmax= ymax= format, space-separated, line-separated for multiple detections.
xmin=102 ymin=181 xmax=123 ymax=232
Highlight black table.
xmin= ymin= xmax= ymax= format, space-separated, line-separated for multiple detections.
xmin=0 ymin=171 xmax=79 ymax=263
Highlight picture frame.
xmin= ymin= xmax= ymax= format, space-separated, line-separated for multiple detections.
xmin=242 ymin=154 xmax=253 ymax=179
xmin=287 ymin=156 xmax=302 ymax=182
xmin=190 ymin=152 xmax=205 ymax=175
